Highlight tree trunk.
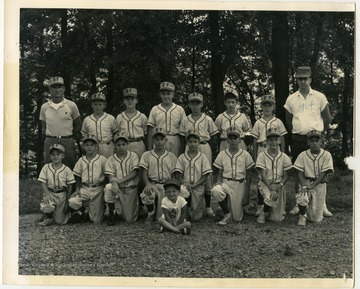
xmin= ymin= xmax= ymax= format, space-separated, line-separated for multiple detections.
xmin=60 ymin=9 xmax=71 ymax=96
xmin=341 ymin=66 xmax=350 ymax=158
xmin=106 ymin=16 xmax=115 ymax=113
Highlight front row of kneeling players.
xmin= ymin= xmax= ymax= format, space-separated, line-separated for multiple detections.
xmin=37 ymin=126 xmax=333 ymax=231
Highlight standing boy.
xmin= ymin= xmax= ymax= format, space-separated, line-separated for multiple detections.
xmin=179 ymin=92 xmax=219 ymax=217
xmin=147 ymin=82 xmax=186 ymax=157
xmin=37 ymin=144 xmax=75 ymax=226
xmin=293 ymin=130 xmax=334 ymax=226
xmin=68 ymin=134 xmax=107 ymax=223
xmin=104 ymin=132 xmax=140 ymax=225
xmin=211 ymin=127 xmax=255 ymax=225
xmin=174 ymin=130 xmax=213 ymax=221
xmin=81 ymin=93 xmax=118 ymax=158
xmin=255 ymin=128 xmax=292 ymax=224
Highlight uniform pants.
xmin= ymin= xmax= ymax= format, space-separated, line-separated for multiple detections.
xmin=189 ymin=185 xmax=206 ymax=221
xmin=104 ymin=184 xmax=139 ymax=222
xmin=98 ymin=142 xmax=115 ymax=159
xmin=220 ymin=139 xmax=247 ymax=152
xmin=307 ymin=183 xmax=327 ymax=222
xmin=127 ymin=140 xmax=146 ymax=159
xmin=68 ymin=186 xmax=105 ymax=223
xmin=258 ymin=181 xmax=286 ymax=221
xmin=165 ymin=135 xmax=182 ymax=157
xmin=40 ymin=190 xmax=70 ymax=224
xmin=44 ymin=137 xmax=77 ymax=169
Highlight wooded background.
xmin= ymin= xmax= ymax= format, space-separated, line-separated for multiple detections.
xmin=19 ymin=9 xmax=354 ymax=178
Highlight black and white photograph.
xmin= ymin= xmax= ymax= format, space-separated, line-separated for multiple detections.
xmin=3 ymin=0 xmax=356 ymax=287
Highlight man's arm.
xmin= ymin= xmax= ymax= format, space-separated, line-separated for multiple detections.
xmin=321 ymin=104 xmax=331 ymax=131
xmin=73 ymin=116 xmax=82 ymax=138
xmin=285 ymin=110 xmax=293 ymax=133
xmin=41 ymin=120 xmax=47 ymax=137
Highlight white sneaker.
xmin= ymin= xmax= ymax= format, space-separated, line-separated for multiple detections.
xmin=323 ymin=207 xmax=333 ymax=217
xmin=217 ymin=213 xmax=231 ymax=226
xmin=255 ymin=205 xmax=264 ymax=217
xmin=298 ymin=215 xmax=307 ymax=226
xmin=206 ymin=207 xmax=216 ymax=218
xmin=289 ymin=205 xmax=299 ymax=215
xmin=39 ymin=218 xmax=54 ymax=226
xmin=257 ymin=213 xmax=266 ymax=224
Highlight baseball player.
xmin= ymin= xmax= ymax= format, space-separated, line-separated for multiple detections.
xmin=215 ymin=88 xmax=251 ymax=152
xmin=255 ymin=128 xmax=292 ymax=224
xmin=81 ymin=93 xmax=118 ymax=158
xmin=104 ymin=132 xmax=140 ymax=225
xmin=211 ymin=127 xmax=255 ymax=225
xmin=116 ymin=88 xmax=148 ymax=159
xmin=37 ymin=144 xmax=75 ymax=226
xmin=179 ymin=92 xmax=219 ymax=217
xmin=68 ymin=134 xmax=107 ymax=223
xmin=173 ymin=130 xmax=213 ymax=221
xmin=293 ymin=130 xmax=334 ymax=226
xmin=158 ymin=178 xmax=191 ymax=235
xmin=147 ymin=82 xmax=186 ymax=157
xmin=140 ymin=127 xmax=178 ymax=222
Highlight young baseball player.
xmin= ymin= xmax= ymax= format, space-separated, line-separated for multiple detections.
xmin=250 ymin=94 xmax=287 ymax=216
xmin=173 ymin=130 xmax=213 ymax=221
xmin=68 ymin=134 xmax=107 ymax=223
xmin=215 ymin=88 xmax=252 ymax=151
xmin=294 ymin=130 xmax=334 ymax=226
xmin=211 ymin=127 xmax=255 ymax=225
xmin=140 ymin=127 xmax=178 ymax=222
xmin=255 ymin=128 xmax=292 ymax=224
xmin=179 ymin=92 xmax=219 ymax=217
xmin=81 ymin=93 xmax=118 ymax=158
xmin=37 ymin=144 xmax=75 ymax=226
xmin=147 ymin=82 xmax=186 ymax=157
xmin=104 ymin=132 xmax=140 ymax=225
xmin=158 ymin=178 xmax=191 ymax=235
xmin=116 ymin=88 xmax=148 ymax=159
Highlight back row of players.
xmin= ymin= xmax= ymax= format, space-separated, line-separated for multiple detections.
xmin=38 ymin=72 xmax=333 ymax=232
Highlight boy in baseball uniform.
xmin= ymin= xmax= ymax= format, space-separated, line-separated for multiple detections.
xmin=81 ymin=93 xmax=118 ymax=158
xmin=116 ymin=88 xmax=148 ymax=159
xmin=158 ymin=178 xmax=191 ymax=235
xmin=140 ymin=127 xmax=178 ymax=222
xmin=294 ymin=130 xmax=334 ymax=226
xmin=147 ymin=82 xmax=186 ymax=157
xmin=180 ymin=92 xmax=219 ymax=217
xmin=250 ymin=95 xmax=287 ymax=216
xmin=104 ymin=132 xmax=140 ymax=225
xmin=255 ymin=128 xmax=292 ymax=224
xmin=211 ymin=127 xmax=255 ymax=225
xmin=174 ymin=130 xmax=213 ymax=221
xmin=37 ymin=144 xmax=75 ymax=226
xmin=68 ymin=134 xmax=108 ymax=223
xmin=215 ymin=88 xmax=251 ymax=152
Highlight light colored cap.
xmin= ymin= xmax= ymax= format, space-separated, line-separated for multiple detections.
xmin=295 ymin=66 xmax=311 ymax=78
xmin=49 ymin=143 xmax=65 ymax=153
xmin=160 ymin=82 xmax=175 ymax=92
xmin=49 ymin=77 xmax=64 ymax=86
xmin=266 ymin=128 xmax=281 ymax=138
xmin=186 ymin=129 xmax=201 ymax=140
xmin=226 ymin=127 xmax=241 ymax=138
xmin=261 ymin=94 xmax=276 ymax=104
xmin=307 ymin=130 xmax=322 ymax=139
xmin=224 ymin=88 xmax=239 ymax=98
xmin=163 ymin=178 xmax=181 ymax=190
xmin=114 ymin=132 xmax=129 ymax=143
xmin=91 ymin=93 xmax=106 ymax=102
xmin=188 ymin=92 xmax=203 ymax=102
xmin=152 ymin=127 xmax=167 ymax=138
xmin=82 ymin=134 xmax=98 ymax=143
xmin=123 ymin=88 xmax=137 ymax=97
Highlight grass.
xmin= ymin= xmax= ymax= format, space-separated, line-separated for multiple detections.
xmin=19 ymin=178 xmax=43 ymax=215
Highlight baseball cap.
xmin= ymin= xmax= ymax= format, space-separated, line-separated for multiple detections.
xmin=224 ymin=88 xmax=239 ymax=99
xmin=266 ymin=128 xmax=281 ymax=138
xmin=152 ymin=127 xmax=167 ymax=138
xmin=49 ymin=143 xmax=65 ymax=153
xmin=91 ymin=93 xmax=106 ymax=102
xmin=114 ymin=132 xmax=129 ymax=143
xmin=186 ymin=129 xmax=201 ymax=140
xmin=163 ymin=178 xmax=181 ymax=190
xmin=82 ymin=134 xmax=98 ymax=144
xmin=188 ymin=92 xmax=203 ymax=103
xmin=295 ymin=66 xmax=311 ymax=78
xmin=49 ymin=77 xmax=64 ymax=86
xmin=226 ymin=127 xmax=241 ymax=138
xmin=160 ymin=82 xmax=175 ymax=92
xmin=307 ymin=130 xmax=322 ymax=139
xmin=261 ymin=94 xmax=276 ymax=105
xmin=123 ymin=88 xmax=137 ymax=98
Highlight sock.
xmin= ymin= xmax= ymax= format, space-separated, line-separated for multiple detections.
xmin=218 ymin=197 xmax=230 ymax=214
xmin=264 ymin=204 xmax=271 ymax=213
xmin=299 ymin=205 xmax=307 ymax=215
xmin=257 ymin=189 xmax=264 ymax=205
xmin=205 ymin=193 xmax=211 ymax=208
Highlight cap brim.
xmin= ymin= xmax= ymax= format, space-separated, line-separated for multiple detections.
xmin=296 ymin=74 xmax=311 ymax=78
xmin=189 ymin=98 xmax=203 ymax=102
xmin=153 ymin=132 xmax=167 ymax=138
xmin=49 ymin=148 xmax=64 ymax=153
xmin=124 ymin=94 xmax=137 ymax=98
xmin=186 ymin=134 xmax=200 ymax=139
xmin=227 ymin=132 xmax=240 ymax=137
xmin=261 ymin=100 xmax=275 ymax=104
xmin=266 ymin=134 xmax=281 ymax=138
xmin=83 ymin=138 xmax=98 ymax=143
xmin=49 ymin=82 xmax=64 ymax=86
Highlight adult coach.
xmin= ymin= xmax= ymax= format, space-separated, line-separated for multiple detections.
xmin=284 ymin=66 xmax=332 ymax=217
xmin=40 ymin=76 xmax=81 ymax=169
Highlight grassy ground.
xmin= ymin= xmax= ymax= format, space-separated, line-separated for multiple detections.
xmin=18 ymin=170 xmax=353 ymax=278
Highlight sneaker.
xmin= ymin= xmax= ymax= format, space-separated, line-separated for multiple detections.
xmin=107 ymin=214 xmax=115 ymax=226
xmin=298 ymin=215 xmax=307 ymax=226
xmin=289 ymin=205 xmax=299 ymax=215
xmin=39 ymin=218 xmax=54 ymax=226
xmin=180 ymin=228 xmax=191 ymax=235
xmin=206 ymin=207 xmax=216 ymax=218
xmin=257 ymin=213 xmax=266 ymax=224
xmin=217 ymin=213 xmax=231 ymax=226
xmin=159 ymin=226 xmax=164 ymax=233
xmin=255 ymin=205 xmax=264 ymax=217
xmin=323 ymin=207 xmax=333 ymax=217
xmin=145 ymin=212 xmax=155 ymax=223
xmin=36 ymin=214 xmax=45 ymax=222
xmin=283 ymin=211 xmax=287 ymax=216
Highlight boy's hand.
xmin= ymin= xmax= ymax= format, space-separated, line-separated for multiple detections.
xmin=270 ymin=184 xmax=281 ymax=191
xmin=70 ymin=189 xmax=80 ymax=198
xmin=43 ymin=193 xmax=51 ymax=203
xmin=144 ymin=185 xmax=159 ymax=195
xmin=111 ymin=182 xmax=120 ymax=193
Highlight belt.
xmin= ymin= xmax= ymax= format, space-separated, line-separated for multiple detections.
xmin=200 ymin=141 xmax=208 ymax=145
xmin=149 ymin=179 xmax=165 ymax=185
xmin=128 ymin=138 xmax=143 ymax=143
xmin=257 ymin=142 xmax=267 ymax=148
xmin=82 ymin=183 xmax=104 ymax=188
xmin=48 ymin=188 xmax=65 ymax=193
xmin=305 ymin=177 xmax=325 ymax=184
xmin=223 ymin=177 xmax=245 ymax=183
xmin=119 ymin=185 xmax=138 ymax=190
xmin=46 ymin=135 xmax=73 ymax=139
xmin=99 ymin=140 xmax=112 ymax=145
xmin=166 ymin=134 xmax=179 ymax=136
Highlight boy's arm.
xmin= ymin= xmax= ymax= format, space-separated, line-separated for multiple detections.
xmin=176 ymin=204 xmax=187 ymax=226
xmin=117 ymin=169 xmax=138 ymax=185
xmin=192 ymin=173 xmax=209 ymax=189
xmin=307 ymin=171 xmax=328 ymax=190
xmin=40 ymin=182 xmax=51 ymax=203
xmin=71 ymin=176 xmax=81 ymax=197
xmin=297 ymin=170 xmax=308 ymax=189
xmin=142 ymin=168 xmax=159 ymax=194
xmin=252 ymin=137 xmax=258 ymax=160
xmin=213 ymin=167 xmax=223 ymax=185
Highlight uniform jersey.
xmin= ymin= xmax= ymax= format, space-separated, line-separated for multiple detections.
xmin=255 ymin=150 xmax=292 ymax=183
xmin=147 ymin=103 xmax=186 ymax=135
xmin=180 ymin=113 xmax=219 ymax=142
xmin=213 ymin=149 xmax=254 ymax=180
xmin=73 ymin=154 xmax=107 ymax=185
xmin=105 ymin=152 xmax=140 ymax=187
xmin=293 ymin=149 xmax=334 ymax=178
xmin=81 ymin=113 xmax=118 ymax=143
xmin=116 ymin=111 xmax=148 ymax=139
xmin=161 ymin=196 xmax=187 ymax=223
xmin=215 ymin=111 xmax=251 ymax=139
xmin=174 ymin=151 xmax=212 ymax=184
xmin=38 ymin=163 xmax=75 ymax=189
xmin=139 ymin=150 xmax=177 ymax=182
xmin=250 ymin=117 xmax=287 ymax=143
